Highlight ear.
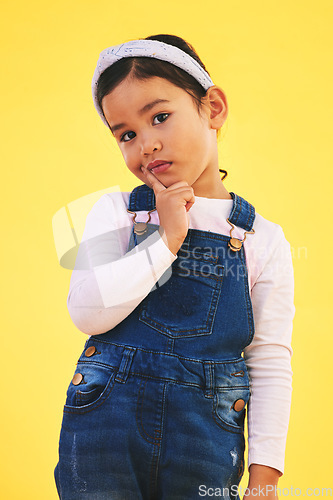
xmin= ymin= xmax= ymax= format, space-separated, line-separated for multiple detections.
xmin=202 ymin=86 xmax=228 ymax=130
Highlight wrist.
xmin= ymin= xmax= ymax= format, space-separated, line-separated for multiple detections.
xmin=158 ymin=227 xmax=182 ymax=256
xmin=248 ymin=464 xmax=281 ymax=485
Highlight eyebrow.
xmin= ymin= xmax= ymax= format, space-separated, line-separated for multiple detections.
xmin=110 ymin=99 xmax=170 ymax=135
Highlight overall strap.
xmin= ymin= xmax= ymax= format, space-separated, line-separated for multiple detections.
xmin=128 ymin=184 xmax=156 ymax=212
xmin=228 ymin=192 xmax=255 ymax=232
xmin=126 ymin=184 xmax=158 ymax=253
xmin=127 ymin=185 xmax=255 ymax=231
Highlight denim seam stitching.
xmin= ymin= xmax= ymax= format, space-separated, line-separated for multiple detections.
xmin=135 ymin=379 xmax=162 ymax=445
xmin=139 ymin=278 xmax=222 ymax=336
xmin=173 ymin=266 xmax=223 ymax=278
xmin=178 ymin=248 xmax=219 ymax=264
xmin=149 ymin=384 xmax=167 ymax=498
xmin=87 ymin=339 xmax=245 ymax=364
xmin=129 ymin=372 xmax=248 ymax=390
xmin=76 ymin=360 xmax=118 ymax=370
xmin=239 ymin=248 xmax=255 ymax=343
xmin=115 ymin=348 xmax=136 ymax=383
xmin=131 ymin=372 xmax=204 ymax=387
xmin=149 ymin=438 xmax=160 ymax=499
xmin=244 ymin=204 xmax=255 ymax=231
xmin=63 ymin=372 xmax=117 ymax=415
xmin=212 ymin=395 xmax=244 ymax=435
xmin=230 ymin=194 xmax=242 ymax=226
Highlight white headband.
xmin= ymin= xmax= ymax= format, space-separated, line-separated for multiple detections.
xmin=91 ymin=39 xmax=215 ymax=127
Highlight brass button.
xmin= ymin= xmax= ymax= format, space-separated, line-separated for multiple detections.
xmin=72 ymin=373 xmax=83 ymax=385
xmin=85 ymin=346 xmax=96 ymax=357
xmin=134 ymin=222 xmax=148 ymax=235
xmin=228 ymin=238 xmax=242 ymax=252
xmin=233 ymin=399 xmax=245 ymax=412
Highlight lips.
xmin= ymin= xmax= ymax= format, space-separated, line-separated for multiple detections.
xmin=146 ymin=160 xmax=172 ymax=174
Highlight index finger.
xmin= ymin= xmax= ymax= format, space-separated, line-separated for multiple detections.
xmin=141 ymin=166 xmax=167 ymax=193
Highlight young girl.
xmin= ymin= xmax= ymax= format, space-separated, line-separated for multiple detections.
xmin=54 ymin=34 xmax=295 ymax=500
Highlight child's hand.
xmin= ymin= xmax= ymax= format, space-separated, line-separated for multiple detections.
xmin=141 ymin=166 xmax=195 ymax=256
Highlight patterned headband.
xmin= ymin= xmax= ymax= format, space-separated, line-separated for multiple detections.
xmin=91 ymin=39 xmax=214 ymax=127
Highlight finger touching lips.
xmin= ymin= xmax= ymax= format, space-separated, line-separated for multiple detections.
xmin=141 ymin=166 xmax=166 ymax=190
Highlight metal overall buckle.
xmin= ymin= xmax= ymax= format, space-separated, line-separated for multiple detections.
xmin=127 ymin=208 xmax=157 ymax=235
xmin=227 ymin=219 xmax=255 ymax=251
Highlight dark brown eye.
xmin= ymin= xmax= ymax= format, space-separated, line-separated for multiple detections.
xmin=153 ymin=113 xmax=169 ymax=125
xmin=120 ymin=131 xmax=136 ymax=142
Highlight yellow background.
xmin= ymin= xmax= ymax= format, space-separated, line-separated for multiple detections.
xmin=1 ymin=0 xmax=332 ymax=497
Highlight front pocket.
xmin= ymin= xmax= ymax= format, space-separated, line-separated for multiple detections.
xmin=213 ymin=386 xmax=250 ymax=434
xmin=63 ymin=363 xmax=116 ymax=414
xmin=139 ymin=251 xmax=224 ymax=338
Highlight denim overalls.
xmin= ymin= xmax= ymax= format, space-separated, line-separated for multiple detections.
xmin=54 ymin=184 xmax=256 ymax=500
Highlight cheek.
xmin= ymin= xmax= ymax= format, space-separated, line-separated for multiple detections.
xmin=119 ymin=147 xmax=133 ymax=167
xmin=120 ymin=149 xmax=143 ymax=176
xmin=175 ymin=117 xmax=202 ymax=144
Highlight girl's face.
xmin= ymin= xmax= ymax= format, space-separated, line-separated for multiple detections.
xmin=101 ymin=75 xmax=220 ymax=197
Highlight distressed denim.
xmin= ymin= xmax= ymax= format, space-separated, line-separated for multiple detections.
xmin=54 ymin=185 xmax=256 ymax=500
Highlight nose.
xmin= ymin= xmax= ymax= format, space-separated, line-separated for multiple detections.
xmin=140 ymin=133 xmax=162 ymax=156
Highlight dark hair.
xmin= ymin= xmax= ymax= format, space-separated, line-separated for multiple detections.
xmin=96 ymin=34 xmax=227 ymax=179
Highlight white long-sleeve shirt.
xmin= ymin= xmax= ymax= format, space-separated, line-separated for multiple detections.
xmin=67 ymin=190 xmax=295 ymax=475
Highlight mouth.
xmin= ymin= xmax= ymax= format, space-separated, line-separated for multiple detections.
xmin=146 ymin=160 xmax=172 ymax=174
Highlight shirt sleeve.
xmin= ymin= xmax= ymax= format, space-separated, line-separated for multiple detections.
xmin=243 ymin=225 xmax=295 ymax=475
xmin=67 ymin=193 xmax=177 ymax=335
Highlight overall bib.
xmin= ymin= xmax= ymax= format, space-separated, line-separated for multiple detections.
xmin=54 ymin=184 xmax=256 ymax=500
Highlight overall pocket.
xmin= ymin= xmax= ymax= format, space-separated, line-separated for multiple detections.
xmin=63 ymin=362 xmax=116 ymax=415
xmin=139 ymin=248 xmax=224 ymax=338
xmin=213 ymin=385 xmax=251 ymax=434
